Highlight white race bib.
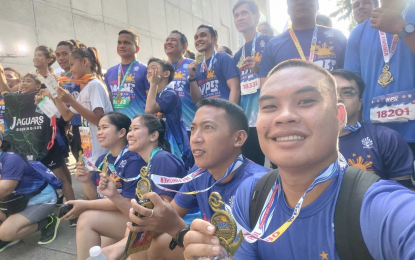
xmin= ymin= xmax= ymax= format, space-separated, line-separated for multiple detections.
xmin=370 ymin=91 xmax=415 ymax=123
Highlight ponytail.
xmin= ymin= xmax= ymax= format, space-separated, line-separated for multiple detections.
xmin=134 ymin=114 xmax=171 ymax=153
xmin=71 ymin=46 xmax=104 ymax=81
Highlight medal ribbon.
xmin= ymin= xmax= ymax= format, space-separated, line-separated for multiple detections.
xmin=228 ymin=155 xmax=347 ymax=244
xmin=201 ymin=51 xmax=216 ymax=73
xmin=117 ymin=60 xmax=137 ymax=92
xmin=379 ymin=32 xmax=399 ymax=65
xmin=289 ymin=26 xmax=319 ymax=62
xmin=241 ymin=33 xmax=259 ymax=62
xmin=149 ymin=155 xmax=244 ymax=195
xmin=58 ymin=74 xmax=94 ymax=84
xmin=343 ymin=122 xmax=361 ymax=132
xmin=174 ymin=58 xmax=185 ymax=70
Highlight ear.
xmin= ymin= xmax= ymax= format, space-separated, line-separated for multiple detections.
xmin=163 ymin=69 xmax=171 ymax=79
xmin=35 ymin=84 xmax=42 ymax=91
xmin=118 ymin=128 xmax=127 ymax=138
xmin=83 ymin=57 xmax=89 ymax=67
xmin=337 ymin=104 xmax=347 ymax=132
xmin=212 ymin=36 xmax=218 ymax=46
xmin=183 ymin=44 xmax=188 ymax=52
xmin=150 ymin=131 xmax=159 ymax=142
xmin=233 ymin=130 xmax=248 ymax=148
xmin=135 ymin=46 xmax=140 ymax=54
xmin=358 ymin=98 xmax=363 ymax=111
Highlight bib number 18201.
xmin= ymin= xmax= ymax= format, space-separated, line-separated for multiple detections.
xmin=376 ymin=107 xmax=410 ymax=119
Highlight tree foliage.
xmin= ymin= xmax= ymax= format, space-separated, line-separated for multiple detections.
xmin=329 ymin=0 xmax=358 ymax=31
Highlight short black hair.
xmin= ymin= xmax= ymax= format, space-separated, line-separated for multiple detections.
xmin=197 ymin=24 xmax=218 ymax=38
xmin=197 ymin=98 xmax=249 ymax=135
xmin=57 ymin=39 xmax=85 ymax=52
xmin=267 ymin=59 xmax=337 ymax=107
xmin=185 ymin=49 xmax=196 ymax=60
xmin=232 ymin=0 xmax=259 ymax=14
xmin=258 ymin=22 xmax=274 ymax=36
xmin=35 ymin=45 xmax=56 ymax=67
xmin=119 ymin=29 xmax=140 ymax=47
xmin=218 ymin=46 xmax=233 ymax=57
xmin=316 ymin=14 xmax=333 ymax=27
xmin=147 ymin=58 xmax=175 ymax=83
xmin=331 ymin=69 xmax=365 ymax=99
xmin=170 ymin=30 xmax=188 ymax=47
xmin=4 ymin=67 xmax=21 ymax=79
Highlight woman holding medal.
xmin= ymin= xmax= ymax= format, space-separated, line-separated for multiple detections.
xmin=61 ymin=112 xmax=144 ymax=260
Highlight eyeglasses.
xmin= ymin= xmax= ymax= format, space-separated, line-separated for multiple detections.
xmin=337 ymin=89 xmax=358 ymax=99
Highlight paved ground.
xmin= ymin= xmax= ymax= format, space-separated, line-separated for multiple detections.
xmin=0 ymin=155 xmax=81 ymax=260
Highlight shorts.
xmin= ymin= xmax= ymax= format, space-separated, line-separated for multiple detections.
xmin=40 ymin=143 xmax=65 ymax=170
xmin=70 ymin=125 xmax=82 ymax=161
xmin=17 ymin=202 xmax=55 ymax=223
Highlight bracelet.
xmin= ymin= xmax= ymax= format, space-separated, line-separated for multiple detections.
xmin=188 ymin=77 xmax=196 ymax=82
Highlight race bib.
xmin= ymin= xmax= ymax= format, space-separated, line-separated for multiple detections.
xmin=370 ymin=90 xmax=415 ymax=123
xmin=240 ymin=70 xmax=259 ymax=96
xmin=112 ymin=89 xmax=131 ymax=109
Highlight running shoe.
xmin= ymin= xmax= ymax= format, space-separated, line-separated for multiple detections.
xmin=0 ymin=239 xmax=20 ymax=253
xmin=38 ymin=215 xmax=60 ymax=244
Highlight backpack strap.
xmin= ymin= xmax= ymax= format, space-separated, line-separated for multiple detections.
xmin=249 ymin=169 xmax=279 ymax=229
xmin=334 ymin=166 xmax=380 ymax=260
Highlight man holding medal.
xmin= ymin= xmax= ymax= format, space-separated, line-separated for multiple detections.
xmin=259 ymin=0 xmax=347 ymax=84
xmin=233 ymin=0 xmax=274 ymax=166
xmin=183 ymin=60 xmax=415 ymax=260
xmin=125 ymin=98 xmax=268 ymax=260
xmin=104 ymin=29 xmax=150 ymax=119
xmin=188 ymin=25 xmax=240 ymax=105
xmin=345 ymin=0 xmax=415 ymax=154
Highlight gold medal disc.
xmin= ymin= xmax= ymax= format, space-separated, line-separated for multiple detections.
xmin=78 ymin=151 xmax=84 ymax=164
xmin=116 ymin=91 xmax=122 ymax=103
xmin=378 ymin=64 xmax=393 ymax=88
xmin=196 ymin=51 xmax=206 ymax=64
xmin=136 ymin=166 xmax=152 ymax=200
xmin=237 ymin=56 xmax=244 ymax=68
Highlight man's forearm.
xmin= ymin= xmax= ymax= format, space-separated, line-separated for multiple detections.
xmin=145 ymin=83 xmax=160 ymax=114
xmin=189 ymin=81 xmax=202 ymax=104
xmin=403 ymin=33 xmax=415 ymax=53
xmin=229 ymin=88 xmax=240 ymax=105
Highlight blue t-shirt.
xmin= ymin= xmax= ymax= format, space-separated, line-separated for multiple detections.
xmin=344 ymin=1 xmax=415 ymax=143
xmin=156 ymin=86 xmax=193 ymax=169
xmin=174 ymin=158 xmax=268 ymax=222
xmin=234 ymin=35 xmax=273 ymax=127
xmin=91 ymin=150 xmax=146 ymax=199
xmin=339 ymin=123 xmax=414 ymax=180
xmin=104 ymin=61 xmax=150 ymax=118
xmin=259 ymin=26 xmax=347 ymax=78
xmin=196 ymin=52 xmax=239 ymax=100
xmin=148 ymin=149 xmax=187 ymax=198
xmin=0 ymin=152 xmax=46 ymax=195
xmin=63 ymin=76 xmax=81 ymax=126
xmin=172 ymin=58 xmax=197 ymax=131
xmin=232 ymin=165 xmax=415 ymax=260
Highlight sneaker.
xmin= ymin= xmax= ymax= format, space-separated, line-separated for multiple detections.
xmin=55 ymin=195 xmax=64 ymax=206
xmin=69 ymin=218 xmax=77 ymax=227
xmin=38 ymin=215 xmax=60 ymax=245
xmin=0 ymin=239 xmax=20 ymax=253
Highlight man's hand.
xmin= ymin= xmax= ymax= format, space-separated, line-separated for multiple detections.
xmin=371 ymin=8 xmax=407 ymax=34
xmin=183 ymin=219 xmax=221 ymax=260
xmin=148 ymin=67 xmax=161 ymax=87
xmin=60 ymin=200 xmax=89 ymax=220
xmin=188 ymin=61 xmax=198 ymax=79
xmin=98 ymin=172 xmax=118 ymax=199
xmin=56 ymin=86 xmax=75 ymax=104
xmin=126 ymin=192 xmax=185 ymax=236
xmin=240 ymin=56 xmax=260 ymax=74
xmin=75 ymin=162 xmax=91 ymax=182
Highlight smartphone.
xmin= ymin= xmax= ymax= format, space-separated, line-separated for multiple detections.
xmin=58 ymin=204 xmax=73 ymax=218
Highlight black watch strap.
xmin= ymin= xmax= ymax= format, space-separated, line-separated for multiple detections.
xmin=169 ymin=227 xmax=190 ymax=250
xmin=188 ymin=77 xmax=196 ymax=82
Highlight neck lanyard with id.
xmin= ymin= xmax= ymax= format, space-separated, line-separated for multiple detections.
xmin=114 ymin=60 xmax=136 ymax=107
xmin=377 ymin=32 xmax=399 ymax=88
xmin=201 ymin=51 xmax=216 ymax=74
xmin=289 ymin=26 xmax=319 ymax=62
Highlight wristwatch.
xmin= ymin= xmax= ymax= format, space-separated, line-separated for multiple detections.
xmin=187 ymin=76 xmax=196 ymax=82
xmin=398 ymin=23 xmax=415 ymax=39
xmin=169 ymin=227 xmax=190 ymax=250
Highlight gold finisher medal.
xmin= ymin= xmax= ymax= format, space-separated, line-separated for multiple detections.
xmin=237 ymin=55 xmax=244 ymax=68
xmin=209 ymin=192 xmax=244 ymax=256
xmin=116 ymin=91 xmax=122 ymax=103
xmin=378 ymin=63 xmax=393 ymax=88
xmin=102 ymin=157 xmax=109 ymax=174
xmin=195 ymin=51 xmax=206 ymax=64
xmin=78 ymin=151 xmax=84 ymax=164
xmin=136 ymin=166 xmax=152 ymax=200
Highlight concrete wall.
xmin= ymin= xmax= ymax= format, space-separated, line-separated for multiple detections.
xmin=0 ymin=0 xmax=269 ymax=74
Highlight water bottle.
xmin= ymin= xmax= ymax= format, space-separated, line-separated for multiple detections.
xmin=87 ymin=246 xmax=106 ymax=260
xmin=194 ymin=246 xmax=230 ymax=260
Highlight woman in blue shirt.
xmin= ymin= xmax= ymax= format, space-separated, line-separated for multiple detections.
xmin=0 ymin=136 xmax=60 ymax=252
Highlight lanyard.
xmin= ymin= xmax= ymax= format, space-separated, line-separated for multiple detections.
xmin=174 ymin=58 xmax=185 ymax=71
xmin=97 ymin=145 xmax=129 ymax=171
xmin=242 ymin=33 xmax=259 ymax=60
xmin=148 ymin=155 xmax=244 ymax=195
xmin=379 ymin=32 xmax=399 ymax=65
xmin=289 ymin=27 xmax=319 ymax=62
xmin=58 ymin=74 xmax=94 ymax=84
xmin=231 ymin=155 xmax=347 ymax=244
xmin=117 ymin=60 xmax=137 ymax=91
xmin=343 ymin=122 xmax=361 ymax=132
xmin=201 ymin=51 xmax=216 ymax=73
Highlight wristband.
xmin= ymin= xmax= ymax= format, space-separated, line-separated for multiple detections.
xmin=188 ymin=77 xmax=196 ymax=82
xmin=169 ymin=227 xmax=189 ymax=250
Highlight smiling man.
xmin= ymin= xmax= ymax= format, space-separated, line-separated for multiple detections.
xmin=125 ymin=98 xmax=268 ymax=260
xmin=165 ymin=30 xmax=197 ymax=136
xmin=182 ymin=60 xmax=415 ymax=260
xmin=104 ymin=29 xmax=149 ymax=118
xmin=332 ymin=69 xmax=414 ymax=187
xmin=188 ymin=25 xmax=240 ymax=104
